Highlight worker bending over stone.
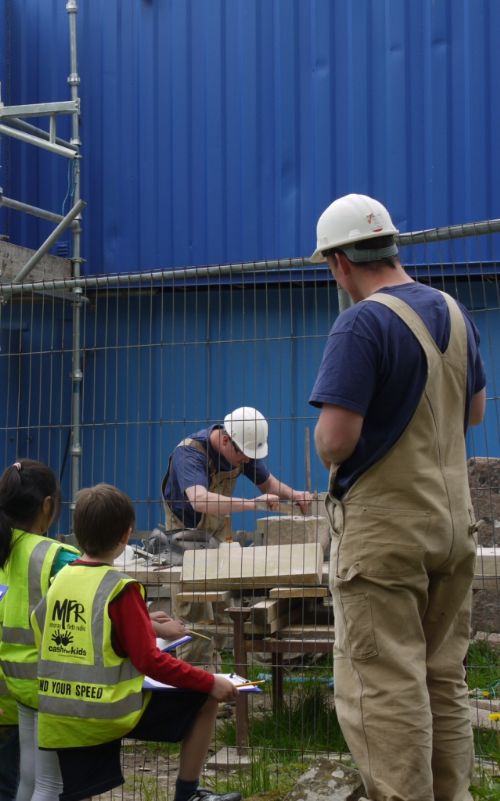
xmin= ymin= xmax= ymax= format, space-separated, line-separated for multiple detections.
xmin=161 ymin=406 xmax=312 ymax=668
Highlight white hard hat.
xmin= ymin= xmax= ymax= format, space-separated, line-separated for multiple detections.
xmin=310 ymin=193 xmax=399 ymax=263
xmin=223 ymin=407 xmax=268 ymax=460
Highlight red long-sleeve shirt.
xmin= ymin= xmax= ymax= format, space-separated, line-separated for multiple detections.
xmin=75 ymin=560 xmax=214 ymax=694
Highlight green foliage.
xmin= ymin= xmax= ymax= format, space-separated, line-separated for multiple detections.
xmin=134 ymin=776 xmax=167 ymax=801
xmin=473 ymin=729 xmax=500 ymax=778
xmin=207 ymin=751 xmax=310 ymax=799
xmin=470 ymin=774 xmax=500 ymax=801
xmin=220 ymin=682 xmax=347 ymax=754
xmin=467 ymin=642 xmax=500 ymax=697
xmin=129 ymin=645 xmax=498 ymax=800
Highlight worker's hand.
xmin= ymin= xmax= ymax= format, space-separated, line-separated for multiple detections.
xmin=210 ymin=675 xmax=238 ymax=702
xmin=291 ymin=490 xmax=314 ymax=515
xmin=255 ymin=493 xmax=281 ymax=511
xmin=150 ymin=611 xmax=187 ymax=640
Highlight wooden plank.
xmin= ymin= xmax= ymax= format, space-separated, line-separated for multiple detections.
xmin=278 ymin=625 xmax=335 ymax=640
xmin=244 ymin=606 xmax=303 ymax=635
xmin=269 ymin=586 xmax=329 ymax=599
xmin=125 ymin=565 xmax=182 ymax=586
xmin=181 ymin=542 xmax=323 ymax=590
xmin=244 ymin=638 xmax=333 ymax=655
xmin=249 ymin=599 xmax=296 ymax=626
xmin=176 ymin=591 xmax=231 ymax=603
xmin=249 ymin=599 xmax=279 ymax=626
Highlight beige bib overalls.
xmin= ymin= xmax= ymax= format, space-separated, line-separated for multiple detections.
xmin=326 ymin=292 xmax=477 ymax=801
xmin=162 ymin=438 xmax=242 ymax=668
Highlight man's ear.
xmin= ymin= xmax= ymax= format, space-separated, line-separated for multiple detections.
xmin=42 ymin=495 xmax=54 ymax=519
xmin=336 ymin=251 xmax=352 ymax=276
xmin=120 ymin=527 xmax=132 ymax=546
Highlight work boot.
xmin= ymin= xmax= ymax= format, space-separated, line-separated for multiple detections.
xmin=188 ymin=789 xmax=241 ymax=801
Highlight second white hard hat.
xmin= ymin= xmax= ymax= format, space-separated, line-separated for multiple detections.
xmin=223 ymin=407 xmax=268 ymax=460
xmin=310 ymin=193 xmax=399 ymax=263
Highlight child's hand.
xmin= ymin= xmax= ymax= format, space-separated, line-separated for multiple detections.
xmin=210 ymin=676 xmax=238 ymax=702
xmin=150 ymin=611 xmax=187 ymax=640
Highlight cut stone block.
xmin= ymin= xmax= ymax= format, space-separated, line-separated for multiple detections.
xmin=181 ymin=541 xmax=323 ymax=590
xmin=176 ymin=590 xmax=231 ymax=603
xmin=256 ymin=515 xmax=330 ymax=556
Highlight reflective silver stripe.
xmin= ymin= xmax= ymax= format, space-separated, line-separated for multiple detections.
xmin=39 ymin=691 xmax=144 ymax=719
xmin=91 ymin=570 xmax=132 ymax=667
xmin=1 ymin=661 xmax=37 ymax=679
xmin=0 ymin=678 xmax=9 ymax=695
xmin=2 ymin=626 xmax=35 ymax=645
xmin=29 ymin=539 xmax=58 ymax=609
xmin=32 ymin=597 xmax=47 ymax=632
xmin=38 ymin=659 xmax=140 ymax=684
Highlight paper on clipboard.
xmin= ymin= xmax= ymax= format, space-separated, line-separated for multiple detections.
xmin=142 ymin=636 xmax=194 ymax=691
xmin=156 ymin=635 xmax=193 ymax=652
xmin=143 ymin=676 xmax=178 ymax=691
xmin=214 ymin=673 xmax=263 ymax=693
xmin=143 ymin=671 xmax=264 ymax=693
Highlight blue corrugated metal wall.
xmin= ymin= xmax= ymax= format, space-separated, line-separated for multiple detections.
xmin=0 ymin=278 xmax=496 ymax=531
xmin=0 ymin=2 xmax=498 ymax=530
xmin=1 ymin=0 xmax=500 ymax=273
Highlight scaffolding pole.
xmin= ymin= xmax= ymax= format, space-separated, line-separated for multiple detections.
xmin=66 ymin=0 xmax=83 ymax=527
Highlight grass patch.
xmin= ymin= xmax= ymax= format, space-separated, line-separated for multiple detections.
xmin=470 ymin=774 xmax=500 ymax=801
xmin=206 ymin=751 xmax=311 ymax=799
xmin=126 ymin=775 xmax=168 ymax=801
xmin=220 ymin=682 xmax=346 ymax=754
xmin=473 ymin=729 xmax=500 ymax=773
xmin=467 ymin=641 xmax=500 ymax=698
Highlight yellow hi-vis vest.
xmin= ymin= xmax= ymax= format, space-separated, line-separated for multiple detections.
xmin=0 ymin=568 xmax=17 ymax=725
xmin=0 ymin=529 xmax=79 ymax=709
xmin=32 ymin=564 xmax=150 ymax=748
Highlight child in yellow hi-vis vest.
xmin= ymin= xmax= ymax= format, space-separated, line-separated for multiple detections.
xmin=0 ymin=459 xmax=80 ymax=801
xmin=32 ymin=483 xmax=241 ymax=801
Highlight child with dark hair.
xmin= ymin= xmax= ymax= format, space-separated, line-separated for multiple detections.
xmin=0 ymin=459 xmax=80 ymax=801
xmin=32 ymin=483 xmax=241 ymax=801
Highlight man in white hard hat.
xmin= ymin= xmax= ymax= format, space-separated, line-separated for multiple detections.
xmin=161 ymin=407 xmax=312 ymax=667
xmin=309 ymin=194 xmax=486 ymax=801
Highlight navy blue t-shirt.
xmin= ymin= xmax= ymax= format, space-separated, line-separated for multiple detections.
xmin=309 ymin=283 xmax=486 ymax=497
xmin=163 ymin=425 xmax=270 ymax=528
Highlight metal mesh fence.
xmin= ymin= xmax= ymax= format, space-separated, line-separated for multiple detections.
xmin=0 ymin=222 xmax=498 ymax=798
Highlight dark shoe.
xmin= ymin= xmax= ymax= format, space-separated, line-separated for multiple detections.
xmin=189 ymin=789 xmax=241 ymax=801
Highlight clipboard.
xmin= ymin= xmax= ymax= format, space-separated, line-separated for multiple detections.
xmin=156 ymin=634 xmax=193 ymax=652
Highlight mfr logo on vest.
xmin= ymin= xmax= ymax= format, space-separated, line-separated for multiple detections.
xmin=47 ymin=598 xmax=87 ymax=657
xmin=51 ymin=599 xmax=86 ymax=628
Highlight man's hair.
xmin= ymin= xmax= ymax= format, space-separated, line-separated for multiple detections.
xmin=323 ymin=234 xmax=398 ymax=267
xmin=74 ymin=483 xmax=135 ymax=556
